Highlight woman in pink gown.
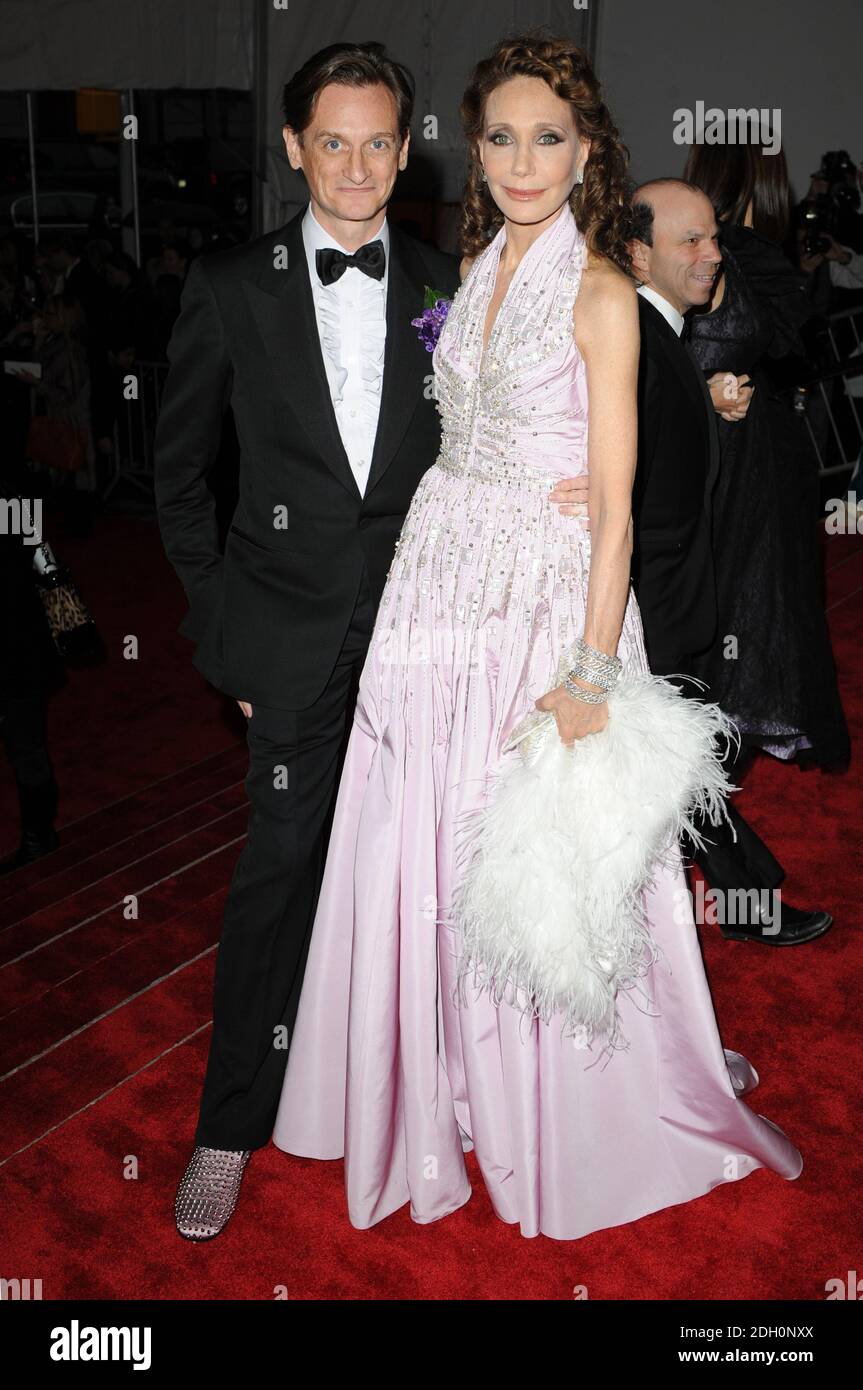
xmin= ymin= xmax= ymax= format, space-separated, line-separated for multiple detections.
xmin=272 ymin=35 xmax=802 ymax=1240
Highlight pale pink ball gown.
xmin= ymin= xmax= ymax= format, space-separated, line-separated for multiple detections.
xmin=272 ymin=202 xmax=802 ymax=1240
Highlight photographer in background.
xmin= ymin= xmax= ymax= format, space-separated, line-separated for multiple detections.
xmin=800 ymin=233 xmax=863 ymax=293
xmin=798 ymin=151 xmax=863 ymax=255
xmin=796 ymin=152 xmax=863 ymax=311
xmin=796 ymin=156 xmax=863 ymax=518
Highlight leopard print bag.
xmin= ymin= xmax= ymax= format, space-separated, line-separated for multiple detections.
xmin=37 ymin=569 xmax=101 ymax=660
xmin=14 ymin=494 xmax=102 ymax=660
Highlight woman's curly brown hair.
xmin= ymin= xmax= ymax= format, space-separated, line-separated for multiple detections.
xmin=459 ymin=31 xmax=632 ymax=273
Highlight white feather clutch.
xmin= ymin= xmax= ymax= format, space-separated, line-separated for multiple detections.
xmin=451 ymin=650 xmax=738 ymax=1051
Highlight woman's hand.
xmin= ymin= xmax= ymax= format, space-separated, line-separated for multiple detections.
xmin=706 ymin=371 xmax=754 ymax=421
xmin=535 ymin=680 xmax=608 ymax=745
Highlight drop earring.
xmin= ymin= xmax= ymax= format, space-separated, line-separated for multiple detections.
xmin=575 ymin=167 xmax=584 ymax=185
xmin=480 ymin=168 xmax=487 ymax=183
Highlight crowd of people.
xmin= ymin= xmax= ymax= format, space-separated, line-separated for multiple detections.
xmin=0 ymin=221 xmax=200 ymax=874
xmin=0 ymin=225 xmax=197 ymax=503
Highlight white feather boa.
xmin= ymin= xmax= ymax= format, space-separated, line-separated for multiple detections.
xmin=451 ymin=671 xmax=739 ymax=1051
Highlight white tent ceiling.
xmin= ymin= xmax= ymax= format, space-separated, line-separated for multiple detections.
xmin=0 ymin=0 xmax=254 ymax=90
xmin=0 ymin=0 xmax=592 ymax=231
xmin=1 ymin=1 xmax=859 ymax=223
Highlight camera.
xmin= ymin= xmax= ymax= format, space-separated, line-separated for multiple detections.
xmin=800 ymin=150 xmax=861 ymax=256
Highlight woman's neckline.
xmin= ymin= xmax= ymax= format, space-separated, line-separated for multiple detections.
xmin=478 ymin=202 xmax=574 ymax=373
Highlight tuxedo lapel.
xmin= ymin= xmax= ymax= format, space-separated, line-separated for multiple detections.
xmin=242 ymin=209 xmax=360 ymax=500
xmin=694 ymin=355 xmax=721 ymax=506
xmin=365 ymin=225 xmax=434 ymax=497
xmin=680 ymin=337 xmax=721 ymax=511
xmin=648 ymin=305 xmax=719 ymax=516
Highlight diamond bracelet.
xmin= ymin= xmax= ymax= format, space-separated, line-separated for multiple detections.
xmin=565 ymin=637 xmax=621 ymax=692
xmin=563 ymin=675 xmax=609 ymax=704
xmin=572 ymin=637 xmax=621 ymax=680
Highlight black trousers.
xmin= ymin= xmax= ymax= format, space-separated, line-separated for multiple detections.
xmin=0 ymin=692 xmax=55 ymax=789
xmin=195 ymin=565 xmax=377 ymax=1150
xmin=650 ymin=651 xmax=784 ymax=894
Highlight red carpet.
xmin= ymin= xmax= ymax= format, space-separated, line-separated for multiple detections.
xmin=1 ymin=512 xmax=860 ymax=1300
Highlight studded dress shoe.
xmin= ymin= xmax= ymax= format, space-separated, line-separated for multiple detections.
xmin=175 ymin=1146 xmax=252 ymax=1240
xmin=719 ymin=901 xmax=833 ymax=946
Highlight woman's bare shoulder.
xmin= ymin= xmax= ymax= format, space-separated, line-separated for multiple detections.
xmin=575 ymin=256 xmax=637 ymax=330
xmin=579 ymin=253 xmax=636 ymax=304
xmin=459 ymin=255 xmax=476 ymax=282
xmin=573 ymin=255 xmax=638 ymax=356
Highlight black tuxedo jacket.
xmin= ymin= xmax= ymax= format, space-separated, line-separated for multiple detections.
xmin=631 ymin=294 xmax=720 ymax=671
xmin=154 ymin=207 xmax=459 ymax=709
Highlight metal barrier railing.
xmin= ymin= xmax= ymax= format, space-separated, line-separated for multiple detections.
xmin=826 ymin=302 xmax=863 ymax=358
xmin=798 ymin=358 xmax=863 ymax=478
xmin=103 ymin=359 xmax=168 ymax=499
xmin=802 ymin=304 xmax=863 ymax=479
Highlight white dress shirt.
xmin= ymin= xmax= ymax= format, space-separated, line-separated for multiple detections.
xmin=301 ymin=204 xmax=389 ymax=497
xmin=636 ymin=283 xmax=685 ymax=337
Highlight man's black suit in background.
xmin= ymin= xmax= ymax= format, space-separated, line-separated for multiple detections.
xmin=631 ymin=294 xmax=784 ymax=895
xmin=155 ymin=208 xmax=459 ymax=1149
xmin=631 ymin=296 xmax=719 ymax=669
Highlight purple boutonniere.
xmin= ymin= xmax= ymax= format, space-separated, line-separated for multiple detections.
xmin=411 ymin=285 xmax=452 ymax=352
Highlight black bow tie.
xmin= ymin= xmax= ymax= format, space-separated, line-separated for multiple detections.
xmin=315 ymin=240 xmax=386 ymax=286
xmin=680 ymin=317 xmax=693 ymax=343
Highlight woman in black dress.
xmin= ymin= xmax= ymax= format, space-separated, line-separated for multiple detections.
xmin=684 ymin=140 xmax=850 ymax=772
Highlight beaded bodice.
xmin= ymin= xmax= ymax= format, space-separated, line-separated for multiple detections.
xmin=432 ymin=202 xmax=588 ymax=491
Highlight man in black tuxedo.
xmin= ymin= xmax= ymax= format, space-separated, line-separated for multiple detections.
xmin=560 ymin=178 xmax=831 ymax=948
xmin=626 ymin=182 xmax=723 ymax=678
xmin=155 ymin=42 xmax=460 ymax=1240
